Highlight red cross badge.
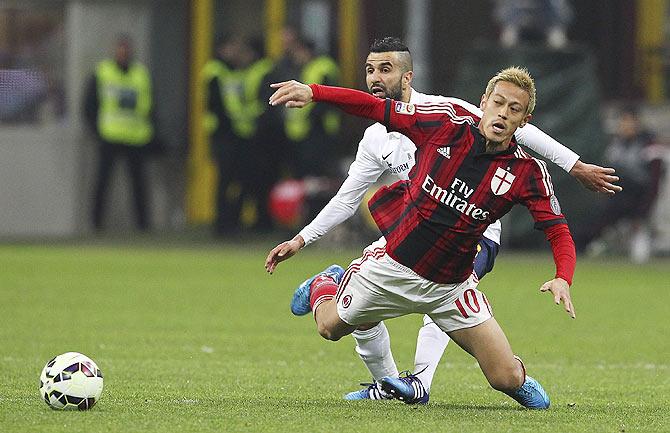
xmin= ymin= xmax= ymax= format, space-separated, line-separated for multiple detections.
xmin=491 ymin=167 xmax=516 ymax=196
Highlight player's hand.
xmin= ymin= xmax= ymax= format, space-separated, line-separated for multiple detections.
xmin=569 ymin=160 xmax=622 ymax=195
xmin=269 ymin=80 xmax=313 ymax=108
xmin=264 ymin=235 xmax=305 ymax=274
xmin=540 ymin=278 xmax=575 ymax=319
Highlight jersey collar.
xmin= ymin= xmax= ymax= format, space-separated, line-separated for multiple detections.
xmin=471 ymin=125 xmax=518 ymax=156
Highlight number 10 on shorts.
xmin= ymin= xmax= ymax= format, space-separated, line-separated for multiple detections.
xmin=455 ymin=288 xmax=492 ymax=318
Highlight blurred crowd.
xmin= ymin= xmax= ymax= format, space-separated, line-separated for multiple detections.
xmin=201 ymin=28 xmax=342 ymax=237
xmin=577 ymin=107 xmax=666 ymax=263
xmin=3 ymin=1 xmax=669 ymax=262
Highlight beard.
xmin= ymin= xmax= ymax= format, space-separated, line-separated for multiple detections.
xmin=369 ymin=81 xmax=403 ymax=101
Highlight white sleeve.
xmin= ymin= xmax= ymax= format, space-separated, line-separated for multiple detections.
xmin=444 ymin=96 xmax=482 ymax=115
xmin=445 ymin=96 xmax=580 ymax=173
xmin=347 ymin=125 xmax=388 ymax=183
xmin=513 ymin=124 xmax=580 ymax=172
xmin=298 ymin=127 xmax=386 ymax=246
xmin=298 ymin=175 xmax=374 ymax=246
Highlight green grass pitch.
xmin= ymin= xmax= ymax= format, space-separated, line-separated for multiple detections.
xmin=0 ymin=241 xmax=668 ymax=432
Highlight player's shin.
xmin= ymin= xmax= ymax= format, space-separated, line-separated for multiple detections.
xmin=413 ymin=315 xmax=450 ymax=393
xmin=352 ymin=322 xmax=399 ymax=381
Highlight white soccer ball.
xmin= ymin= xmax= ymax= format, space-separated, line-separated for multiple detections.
xmin=39 ymin=352 xmax=104 ymax=410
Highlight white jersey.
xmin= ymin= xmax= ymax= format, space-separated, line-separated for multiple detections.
xmin=298 ymin=89 xmax=580 ymax=246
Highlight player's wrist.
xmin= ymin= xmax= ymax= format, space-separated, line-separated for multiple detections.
xmin=554 ymin=276 xmax=571 ymax=287
xmin=568 ymin=159 xmax=583 ymax=175
xmin=292 ymin=234 xmax=306 ymax=249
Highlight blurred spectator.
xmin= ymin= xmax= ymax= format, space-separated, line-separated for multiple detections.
xmin=273 ymin=26 xmax=301 ymax=80
xmin=578 ymin=106 xmax=665 ymax=262
xmin=203 ymin=35 xmax=278 ymax=235
xmin=494 ymin=0 xmax=573 ymax=49
xmin=83 ymin=35 xmax=154 ymax=232
xmin=283 ymin=36 xmax=341 ymax=178
xmin=0 ymin=68 xmax=48 ymax=122
xmin=242 ymin=36 xmax=282 ymax=232
xmin=0 ymin=7 xmax=65 ymax=123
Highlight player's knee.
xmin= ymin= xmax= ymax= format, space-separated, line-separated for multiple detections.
xmin=317 ymin=322 xmax=343 ymax=341
xmin=487 ymin=363 xmax=525 ymax=392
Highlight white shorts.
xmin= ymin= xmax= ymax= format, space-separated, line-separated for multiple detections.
xmin=336 ymin=238 xmax=493 ymax=333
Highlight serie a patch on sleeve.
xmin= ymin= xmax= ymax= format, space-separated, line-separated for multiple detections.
xmin=394 ymin=101 xmax=415 ymax=115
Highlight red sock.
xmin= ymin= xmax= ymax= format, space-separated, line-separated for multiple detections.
xmin=309 ymin=275 xmax=338 ymax=313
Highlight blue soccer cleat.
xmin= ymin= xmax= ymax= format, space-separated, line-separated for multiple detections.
xmin=344 ymin=382 xmax=392 ymax=401
xmin=508 ymin=375 xmax=550 ymax=409
xmin=379 ymin=371 xmax=429 ymax=404
xmin=290 ymin=264 xmax=345 ymax=316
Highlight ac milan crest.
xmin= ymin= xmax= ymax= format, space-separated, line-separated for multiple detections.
xmin=491 ymin=167 xmax=516 ymax=195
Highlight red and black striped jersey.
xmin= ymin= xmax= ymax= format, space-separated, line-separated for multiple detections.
xmin=309 ymin=84 xmax=574 ymax=284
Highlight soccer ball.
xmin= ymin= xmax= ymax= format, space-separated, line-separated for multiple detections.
xmin=39 ymin=352 xmax=104 ymax=410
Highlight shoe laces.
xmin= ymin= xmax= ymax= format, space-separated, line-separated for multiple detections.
xmin=397 ymin=365 xmax=428 ymax=383
xmin=358 ymin=381 xmax=391 ymax=400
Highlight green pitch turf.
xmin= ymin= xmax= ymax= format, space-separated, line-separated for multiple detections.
xmin=0 ymin=241 xmax=668 ymax=432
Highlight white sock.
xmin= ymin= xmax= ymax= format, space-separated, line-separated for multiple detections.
xmin=352 ymin=322 xmax=398 ymax=381
xmin=413 ymin=315 xmax=450 ymax=393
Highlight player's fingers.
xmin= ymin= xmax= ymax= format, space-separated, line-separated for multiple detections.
xmin=598 ymin=167 xmax=616 ymax=175
xmin=268 ymin=243 xmax=287 ymax=260
xmin=269 ymin=91 xmax=289 ymax=106
xmin=270 ymin=86 xmax=297 ymax=105
xmin=270 ymin=81 xmax=290 ymax=88
xmin=264 ymin=250 xmax=277 ymax=267
xmin=560 ymin=292 xmax=575 ymax=317
xmin=563 ymin=296 xmax=576 ymax=318
xmin=568 ymin=301 xmax=576 ymax=319
xmin=540 ymin=281 xmax=551 ymax=292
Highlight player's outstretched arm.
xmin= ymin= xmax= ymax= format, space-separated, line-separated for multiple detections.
xmin=265 ymin=235 xmax=305 ymax=274
xmin=569 ymin=160 xmax=622 ymax=195
xmin=540 ymin=278 xmax=576 ymax=319
xmin=512 ymin=123 xmax=622 ymax=195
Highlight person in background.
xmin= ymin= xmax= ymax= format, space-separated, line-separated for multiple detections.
xmin=494 ymin=0 xmax=573 ymax=49
xmin=283 ymin=36 xmax=341 ymax=178
xmin=579 ymin=106 xmax=665 ymax=262
xmin=203 ymin=35 xmax=279 ymax=235
xmin=84 ymin=34 xmax=154 ymax=232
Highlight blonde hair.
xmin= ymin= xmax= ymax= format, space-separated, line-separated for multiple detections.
xmin=484 ymin=66 xmax=536 ymax=115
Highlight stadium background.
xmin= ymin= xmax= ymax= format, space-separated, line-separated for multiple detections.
xmin=1 ymin=2 xmax=669 ymax=432
xmin=1 ymin=0 xmax=669 ymax=249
